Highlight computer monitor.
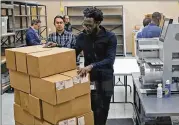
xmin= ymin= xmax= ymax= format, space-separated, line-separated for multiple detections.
xmin=159 ymin=18 xmax=173 ymax=42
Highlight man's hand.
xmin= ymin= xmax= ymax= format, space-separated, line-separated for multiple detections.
xmin=42 ymin=42 xmax=57 ymax=48
xmin=50 ymin=42 xmax=57 ymax=47
xmin=77 ymin=65 xmax=93 ymax=77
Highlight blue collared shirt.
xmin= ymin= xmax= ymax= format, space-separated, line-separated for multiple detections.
xmin=48 ymin=30 xmax=76 ymax=49
xmin=137 ymin=23 xmax=162 ymax=38
xmin=26 ymin=27 xmax=41 ymax=46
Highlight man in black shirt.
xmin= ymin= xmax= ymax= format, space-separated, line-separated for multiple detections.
xmin=64 ymin=15 xmax=72 ymax=32
xmin=75 ymin=7 xmax=117 ymax=125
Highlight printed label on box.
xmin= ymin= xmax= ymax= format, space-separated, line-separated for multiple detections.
xmin=73 ymin=76 xmax=80 ymax=84
xmin=78 ymin=116 xmax=85 ymax=125
xmin=68 ymin=118 xmax=77 ymax=125
xmin=56 ymin=81 xmax=65 ymax=90
xmin=58 ymin=120 xmax=68 ymax=125
xmin=64 ymin=79 xmax=73 ymax=89
xmin=2 ymin=22 xmax=5 ymax=26
xmin=80 ymin=75 xmax=88 ymax=83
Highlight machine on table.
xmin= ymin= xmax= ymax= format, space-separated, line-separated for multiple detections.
xmin=136 ymin=18 xmax=179 ymax=94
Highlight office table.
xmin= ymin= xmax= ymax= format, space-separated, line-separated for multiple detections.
xmin=112 ymin=58 xmax=140 ymax=103
xmin=132 ymin=73 xmax=179 ymax=125
xmin=1 ymin=56 xmax=6 ymax=65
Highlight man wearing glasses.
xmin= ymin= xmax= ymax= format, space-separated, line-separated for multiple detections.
xmin=46 ymin=15 xmax=76 ymax=49
xmin=75 ymin=7 xmax=117 ymax=125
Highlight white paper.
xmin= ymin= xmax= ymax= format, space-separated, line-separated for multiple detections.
xmin=64 ymin=79 xmax=73 ymax=89
xmin=64 ymin=120 xmax=68 ymax=125
xmin=58 ymin=120 xmax=68 ymax=125
xmin=68 ymin=118 xmax=77 ymax=125
xmin=78 ymin=116 xmax=85 ymax=125
xmin=58 ymin=121 xmax=64 ymax=125
xmin=2 ymin=22 xmax=5 ymax=26
xmin=56 ymin=81 xmax=65 ymax=90
xmin=80 ymin=75 xmax=89 ymax=83
xmin=73 ymin=76 xmax=80 ymax=84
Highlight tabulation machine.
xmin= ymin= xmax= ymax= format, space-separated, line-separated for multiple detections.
xmin=136 ymin=18 xmax=179 ymax=93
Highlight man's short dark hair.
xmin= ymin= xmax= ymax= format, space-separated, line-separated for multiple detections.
xmin=152 ymin=12 xmax=161 ymax=21
xmin=83 ymin=7 xmax=103 ymax=22
xmin=31 ymin=19 xmax=41 ymax=26
xmin=54 ymin=15 xmax=64 ymax=24
xmin=143 ymin=17 xmax=151 ymax=27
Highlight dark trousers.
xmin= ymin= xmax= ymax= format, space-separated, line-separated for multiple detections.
xmin=91 ymin=90 xmax=112 ymax=125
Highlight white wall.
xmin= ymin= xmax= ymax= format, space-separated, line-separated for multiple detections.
xmin=39 ymin=1 xmax=179 ymax=52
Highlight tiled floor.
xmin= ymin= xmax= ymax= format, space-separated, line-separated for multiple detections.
xmin=2 ymin=57 xmax=135 ymax=125
xmin=2 ymin=92 xmax=15 ymax=125
xmin=108 ymin=75 xmax=134 ymax=119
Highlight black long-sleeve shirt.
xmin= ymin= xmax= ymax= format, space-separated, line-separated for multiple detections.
xmin=75 ymin=26 xmax=117 ymax=92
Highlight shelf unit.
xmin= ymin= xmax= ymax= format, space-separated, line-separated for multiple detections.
xmin=65 ymin=5 xmax=126 ymax=56
xmin=1 ymin=1 xmax=48 ymax=94
xmin=1 ymin=0 xmax=48 ymax=49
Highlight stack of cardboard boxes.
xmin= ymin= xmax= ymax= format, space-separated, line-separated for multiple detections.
xmin=5 ymin=45 xmax=94 ymax=125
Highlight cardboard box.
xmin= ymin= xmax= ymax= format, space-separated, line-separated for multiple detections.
xmin=15 ymin=90 xmax=42 ymax=119
xmin=29 ymin=94 xmax=42 ymax=119
xmin=34 ymin=118 xmax=52 ymax=125
xmin=61 ymin=70 xmax=90 ymax=97
xmin=6 ymin=48 xmax=18 ymax=71
xmin=5 ymin=45 xmax=51 ymax=72
xmin=14 ymin=104 xmax=34 ymax=125
xmin=30 ymin=74 xmax=75 ymax=105
xmin=58 ymin=117 xmax=77 ymax=125
xmin=14 ymin=89 xmax=21 ymax=105
xmin=57 ymin=111 xmax=94 ymax=125
xmin=20 ymin=91 xmax=29 ymax=111
xmin=72 ymin=94 xmax=91 ymax=116
xmin=15 ymin=122 xmax=23 ymax=125
xmin=16 ymin=46 xmax=51 ymax=74
xmin=42 ymin=101 xmax=74 ymax=124
xmin=27 ymin=48 xmax=76 ymax=78
xmin=16 ymin=119 xmax=53 ymax=125
xmin=9 ymin=70 xmax=30 ymax=93
xmin=77 ymin=111 xmax=94 ymax=125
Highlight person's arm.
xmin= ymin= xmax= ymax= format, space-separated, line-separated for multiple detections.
xmin=77 ymin=34 xmax=117 ymax=77
xmin=26 ymin=32 xmax=41 ymax=45
xmin=69 ymin=24 xmax=73 ymax=32
xmin=135 ymin=27 xmax=143 ymax=39
xmin=137 ymin=32 xmax=142 ymax=39
xmin=46 ymin=33 xmax=61 ymax=47
xmin=47 ymin=33 xmax=53 ymax=42
xmin=71 ymin=34 xmax=76 ymax=49
xmin=91 ymin=34 xmax=117 ymax=69
xmin=74 ymin=35 xmax=82 ymax=61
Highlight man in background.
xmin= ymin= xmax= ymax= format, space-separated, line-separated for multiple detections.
xmin=64 ymin=15 xmax=72 ymax=32
xmin=45 ymin=15 xmax=81 ymax=64
xmin=135 ymin=17 xmax=151 ymax=38
xmin=137 ymin=12 xmax=162 ymax=38
xmin=26 ymin=19 xmax=41 ymax=46
xmin=46 ymin=15 xmax=76 ymax=48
